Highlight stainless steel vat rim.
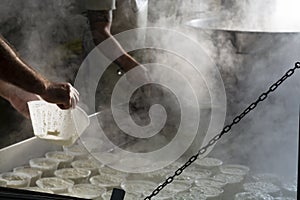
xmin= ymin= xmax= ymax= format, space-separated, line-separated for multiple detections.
xmin=186 ymin=18 xmax=300 ymax=33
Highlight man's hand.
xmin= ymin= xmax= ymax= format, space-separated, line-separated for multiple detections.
xmin=40 ymin=82 xmax=79 ymax=110
xmin=2 ymin=81 xmax=79 ymax=118
xmin=0 ymin=36 xmax=79 ymax=113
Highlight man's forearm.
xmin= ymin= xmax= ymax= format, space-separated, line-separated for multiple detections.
xmin=93 ymin=31 xmax=138 ymax=71
xmin=0 ymin=80 xmax=13 ymax=100
xmin=87 ymin=10 xmax=140 ymax=72
xmin=0 ymin=36 xmax=49 ymax=95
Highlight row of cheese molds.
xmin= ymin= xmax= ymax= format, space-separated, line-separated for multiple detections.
xmin=0 ymin=141 xmax=297 ymax=200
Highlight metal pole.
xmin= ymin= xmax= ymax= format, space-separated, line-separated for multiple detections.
xmin=110 ymin=188 xmax=125 ymax=200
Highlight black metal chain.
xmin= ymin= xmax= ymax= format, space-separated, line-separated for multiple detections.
xmin=144 ymin=62 xmax=300 ymax=200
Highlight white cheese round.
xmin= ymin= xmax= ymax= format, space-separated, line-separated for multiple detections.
xmin=36 ymin=177 xmax=74 ymax=193
xmin=0 ymin=172 xmax=30 ymax=188
xmin=54 ymin=168 xmax=91 ymax=184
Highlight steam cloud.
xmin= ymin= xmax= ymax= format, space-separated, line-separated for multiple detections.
xmin=147 ymin=0 xmax=300 ymax=181
xmin=0 ymin=0 xmax=86 ymax=146
xmin=0 ymin=0 xmax=299 ymax=181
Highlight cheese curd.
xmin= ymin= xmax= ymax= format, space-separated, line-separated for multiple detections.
xmin=190 ymin=186 xmax=224 ymax=198
xmin=195 ymin=177 xmax=227 ymax=188
xmin=36 ymin=177 xmax=74 ymax=193
xmin=63 ymin=145 xmax=88 ymax=160
xmin=0 ymin=172 xmax=30 ymax=188
xmin=45 ymin=151 xmax=74 ymax=169
xmin=98 ymin=166 xmax=128 ymax=179
xmin=166 ymin=173 xmax=194 ymax=185
xmin=213 ymin=173 xmax=244 ymax=184
xmin=101 ymin=190 xmax=141 ymax=200
xmin=25 ymin=186 xmax=54 ymax=194
xmin=145 ymin=189 xmax=175 ymax=200
xmin=234 ymin=192 xmax=274 ymax=200
xmin=174 ymin=191 xmax=207 ymax=200
xmin=282 ymin=181 xmax=297 ymax=197
xmin=163 ymin=180 xmax=191 ymax=193
xmin=195 ymin=157 xmax=223 ymax=168
xmin=13 ymin=166 xmax=42 ymax=186
xmin=68 ymin=184 xmax=106 ymax=199
xmin=90 ymin=174 xmax=124 ymax=189
xmin=252 ymin=173 xmax=282 ymax=186
xmin=182 ymin=168 xmax=212 ymax=179
xmin=243 ymin=182 xmax=281 ymax=195
xmin=219 ymin=164 xmax=250 ymax=176
xmin=121 ymin=180 xmax=157 ymax=194
xmin=71 ymin=159 xmax=100 ymax=176
xmin=54 ymin=168 xmax=91 ymax=184
xmin=134 ymin=169 xmax=169 ymax=183
xmin=29 ymin=158 xmax=58 ymax=177
xmin=0 ymin=178 xmax=7 ymax=187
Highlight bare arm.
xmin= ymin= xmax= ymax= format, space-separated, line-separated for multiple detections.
xmin=0 ymin=36 xmax=79 ymax=110
xmin=0 ymin=79 xmax=12 ymax=100
xmin=87 ymin=10 xmax=139 ymax=72
xmin=0 ymin=36 xmax=49 ymax=95
xmin=87 ymin=10 xmax=153 ymax=99
xmin=0 ymin=80 xmax=40 ymax=118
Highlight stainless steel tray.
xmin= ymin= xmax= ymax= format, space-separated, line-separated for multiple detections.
xmin=0 ymin=137 xmax=61 ymax=173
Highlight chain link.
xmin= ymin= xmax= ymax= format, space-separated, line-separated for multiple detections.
xmin=144 ymin=62 xmax=300 ymax=200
